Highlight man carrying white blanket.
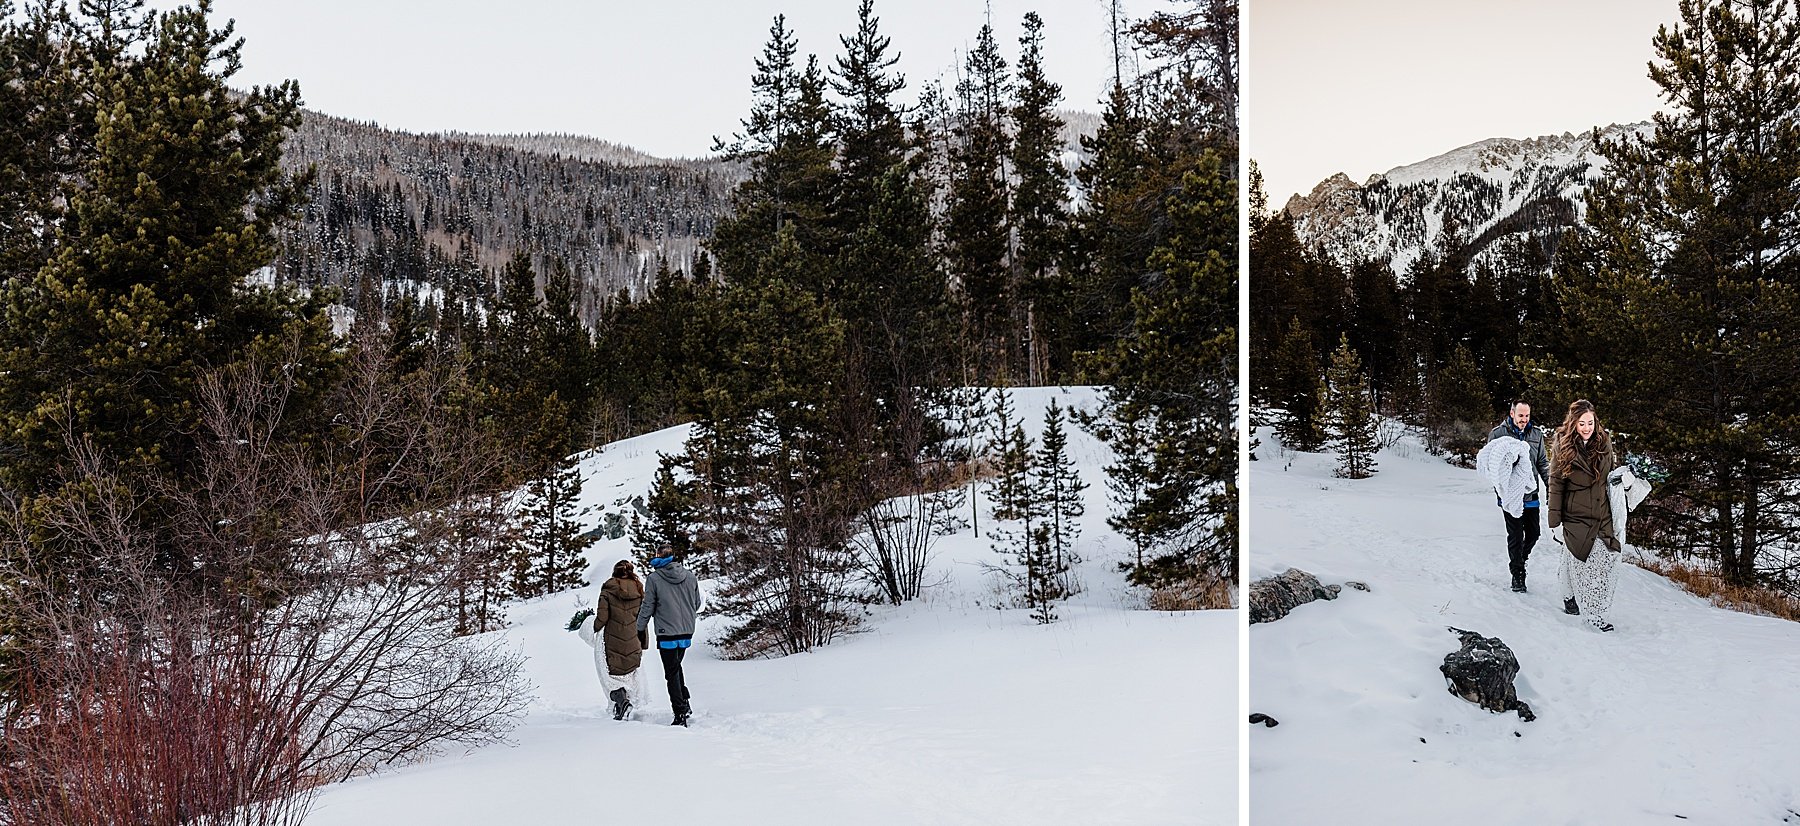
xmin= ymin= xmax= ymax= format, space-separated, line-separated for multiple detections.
xmin=1477 ymin=401 xmax=1550 ymax=593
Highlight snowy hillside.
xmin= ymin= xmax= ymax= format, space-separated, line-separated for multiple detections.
xmin=1249 ymin=426 xmax=1800 ymax=824
xmin=305 ymin=387 xmax=1236 ymax=826
xmin=1284 ymin=123 xmax=1650 ymax=276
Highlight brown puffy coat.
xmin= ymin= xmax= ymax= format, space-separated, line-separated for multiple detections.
xmin=1547 ymin=438 xmax=1620 ymax=563
xmin=596 ymin=577 xmax=645 ymax=676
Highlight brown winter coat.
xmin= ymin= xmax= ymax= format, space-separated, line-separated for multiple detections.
xmin=596 ymin=577 xmax=645 ymax=676
xmin=1547 ymin=437 xmax=1620 ymax=563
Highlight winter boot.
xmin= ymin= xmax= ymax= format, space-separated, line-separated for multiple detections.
xmin=1511 ymin=572 xmax=1527 ymax=593
xmin=671 ymin=711 xmax=690 ymax=727
xmin=1563 ymin=598 xmax=1580 ymax=616
xmin=609 ymin=688 xmax=630 ymax=721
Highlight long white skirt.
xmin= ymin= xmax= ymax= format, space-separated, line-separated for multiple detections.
xmin=576 ymin=621 xmax=644 ymax=702
xmin=1559 ymin=538 xmax=1621 ymax=629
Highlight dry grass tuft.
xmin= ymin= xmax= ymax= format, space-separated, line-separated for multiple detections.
xmin=1147 ymin=578 xmax=1237 ymax=611
xmin=1632 ymin=557 xmax=1800 ymax=623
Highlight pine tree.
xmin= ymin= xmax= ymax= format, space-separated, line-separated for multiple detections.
xmin=957 ymin=386 xmax=995 ymax=538
xmin=594 ymin=259 xmax=717 ymax=436
xmin=1068 ymin=82 xmax=1148 ymax=362
xmin=466 ymin=250 xmax=594 ymax=474
xmin=1085 ymin=151 xmax=1237 ymax=595
xmin=986 ymin=412 xmax=1047 ymax=616
xmin=1523 ymin=0 xmax=1800 ymax=587
xmin=1249 ymin=200 xmax=1349 ymax=409
xmin=511 ymin=450 xmax=595 ymax=599
xmin=711 ymin=18 xmax=838 ymax=283
xmin=833 ymin=165 xmax=957 ymax=529
xmin=631 ymin=452 xmax=699 ymax=571
xmin=984 ymin=399 xmax=1080 ymax=624
xmin=1325 ymin=335 xmax=1378 ymax=479
xmin=540 ymin=257 xmax=595 ymax=448
xmin=1007 ymin=12 xmax=1069 ymax=384
xmin=1402 ymin=233 xmax=1471 ymax=384
xmin=828 ymin=0 xmax=947 ymax=361
xmin=829 ymin=0 xmax=909 ymax=215
xmin=1430 ymin=343 xmax=1491 ymax=464
xmin=1023 ymin=525 xmax=1063 ymax=624
xmin=943 ymin=22 xmax=1013 ymax=382
xmin=0 ymin=2 xmax=336 ymax=589
xmin=1033 ymin=400 xmax=1086 ymax=594
xmin=0 ymin=2 xmax=90 ymax=279
xmin=1463 ymin=262 xmax=1517 ymax=403
xmin=483 ymin=250 xmax=560 ymax=474
xmin=1345 ymin=258 xmax=1405 ymax=412
xmin=691 ymin=228 xmax=863 ymax=658
xmin=819 ymin=1 xmax=965 ymax=572
xmin=1270 ymin=318 xmax=1325 ymax=451
xmin=985 ymin=387 xmax=1024 ymax=516
xmin=1134 ymin=0 xmax=1240 ymax=136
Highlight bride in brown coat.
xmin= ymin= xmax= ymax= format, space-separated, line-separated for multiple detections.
xmin=1547 ymin=399 xmax=1622 ymax=632
xmin=592 ymin=559 xmax=650 ymax=719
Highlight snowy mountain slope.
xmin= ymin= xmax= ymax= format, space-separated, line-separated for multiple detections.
xmin=305 ymin=387 xmax=1236 ymax=826
xmin=1285 ymin=123 xmax=1650 ymax=276
xmin=1249 ymin=427 xmax=1800 ymax=825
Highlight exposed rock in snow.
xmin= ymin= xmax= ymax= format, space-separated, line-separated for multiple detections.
xmin=1441 ymin=627 xmax=1535 ymax=722
xmin=1250 ymin=567 xmax=1338 ymax=624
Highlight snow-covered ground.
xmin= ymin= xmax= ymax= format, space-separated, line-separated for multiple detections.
xmin=1249 ymin=425 xmax=1800 ymax=825
xmin=306 ymin=387 xmax=1236 ymax=826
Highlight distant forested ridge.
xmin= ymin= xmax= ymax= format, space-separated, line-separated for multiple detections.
xmin=274 ymin=109 xmax=1104 ymax=328
xmin=272 ymin=111 xmax=741 ymax=323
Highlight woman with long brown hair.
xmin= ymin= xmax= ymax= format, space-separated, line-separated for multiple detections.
xmin=1547 ymin=399 xmax=1622 ymax=631
xmin=587 ymin=559 xmax=650 ymax=719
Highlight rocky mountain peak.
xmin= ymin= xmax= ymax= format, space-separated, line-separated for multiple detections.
xmin=1286 ymin=122 xmax=1651 ymax=278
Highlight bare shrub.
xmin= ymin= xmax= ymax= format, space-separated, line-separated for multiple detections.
xmin=853 ymin=484 xmax=964 ymax=606
xmin=1376 ymin=418 xmax=1411 ymax=452
xmin=0 ymin=478 xmax=315 ymax=826
xmin=0 ymin=628 xmax=317 ymax=826
xmin=1 ymin=332 xmax=531 ymax=816
xmin=172 ymin=336 xmax=531 ymax=780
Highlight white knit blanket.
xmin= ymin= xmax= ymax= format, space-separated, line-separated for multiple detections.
xmin=1477 ymin=437 xmax=1536 ymax=518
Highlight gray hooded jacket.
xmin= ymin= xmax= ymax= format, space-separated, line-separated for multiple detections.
xmin=636 ymin=561 xmax=702 ymax=638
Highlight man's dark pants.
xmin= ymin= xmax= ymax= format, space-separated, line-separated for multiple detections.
xmin=659 ymin=647 xmax=691 ymax=715
xmin=1505 ymin=506 xmax=1541 ymax=578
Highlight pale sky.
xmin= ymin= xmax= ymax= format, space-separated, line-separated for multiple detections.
xmin=1246 ymin=0 xmax=1673 ymax=207
xmin=143 ymin=0 xmax=1164 ymax=159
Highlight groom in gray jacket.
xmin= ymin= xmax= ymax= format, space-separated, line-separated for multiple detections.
xmin=1488 ymin=401 xmax=1551 ymax=593
xmin=637 ymin=545 xmax=703 ymax=726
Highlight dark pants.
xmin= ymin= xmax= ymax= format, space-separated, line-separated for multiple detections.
xmin=659 ymin=647 xmax=691 ymax=715
xmin=1505 ymin=507 xmax=1541 ymax=578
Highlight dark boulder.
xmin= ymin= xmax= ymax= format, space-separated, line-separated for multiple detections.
xmin=1441 ymin=627 xmax=1535 ymax=722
